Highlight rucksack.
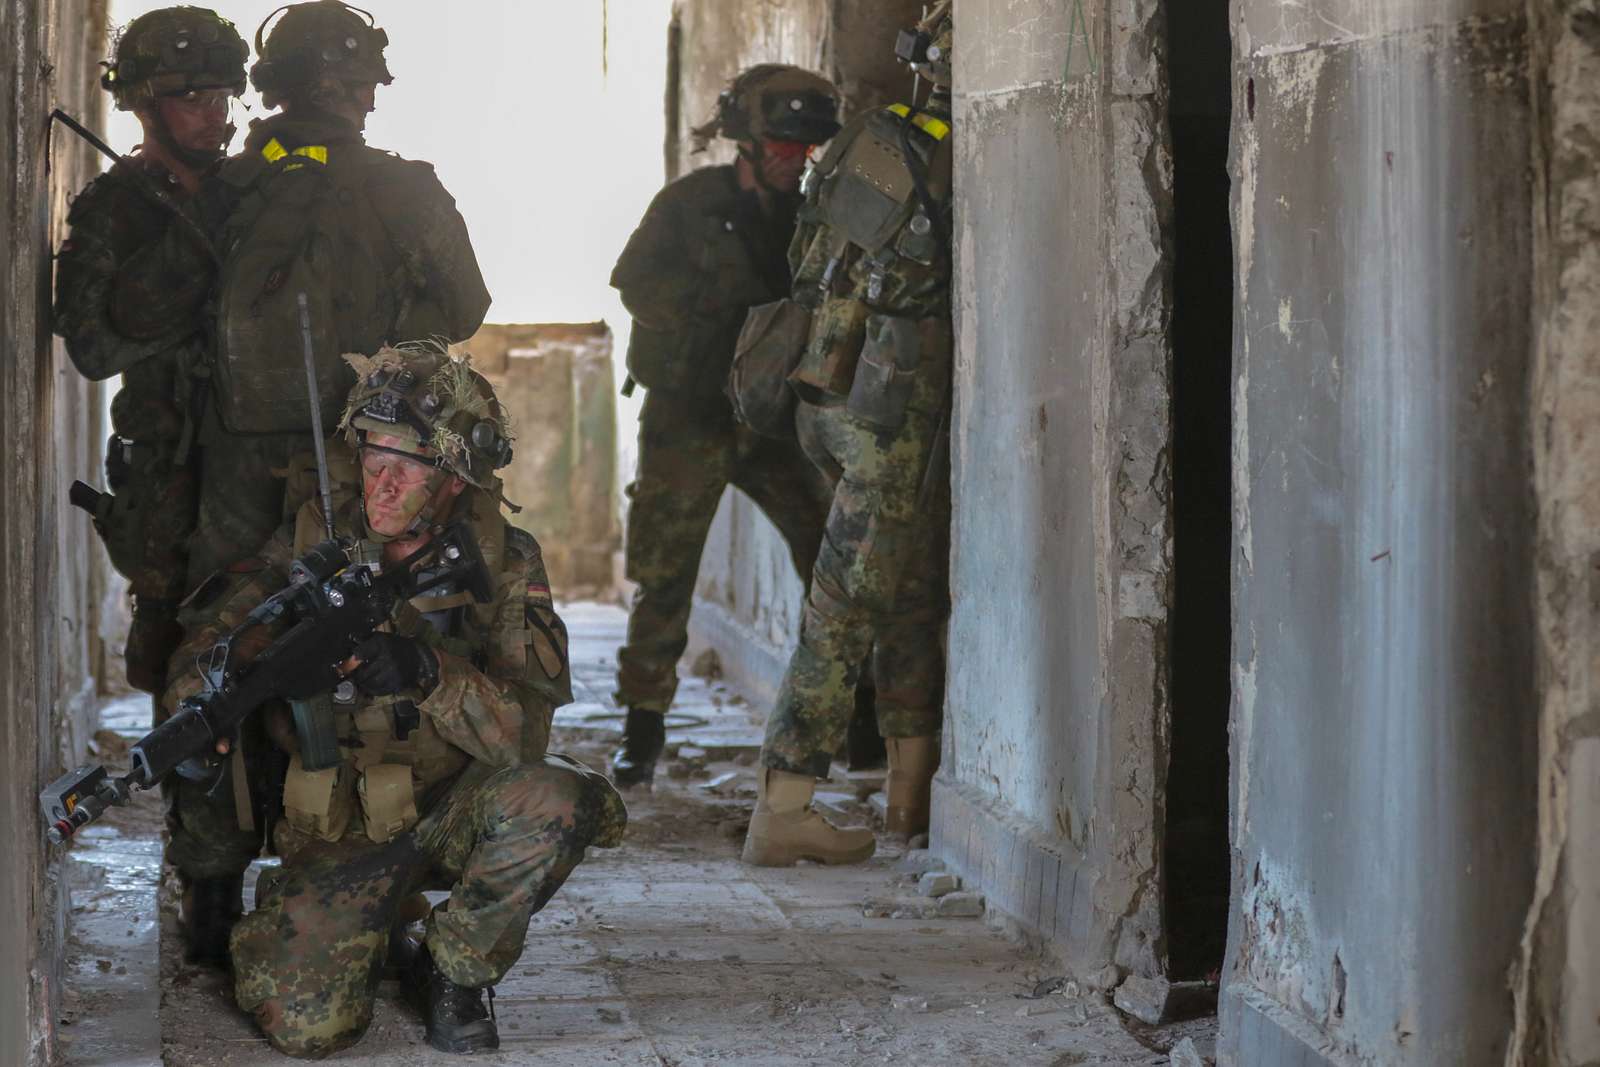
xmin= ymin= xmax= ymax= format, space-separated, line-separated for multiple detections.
xmin=212 ymin=137 xmax=399 ymax=434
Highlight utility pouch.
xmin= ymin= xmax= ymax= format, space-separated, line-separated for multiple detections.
xmin=846 ymin=314 xmax=921 ymax=430
xmin=623 ymin=323 xmax=697 ymax=393
xmin=290 ymin=694 xmax=341 ymax=772
xmin=282 ymin=753 xmax=353 ymax=843
xmin=358 ymin=763 xmax=419 ymax=844
xmin=727 ymin=299 xmax=811 ymax=438
xmin=789 ymin=295 xmax=867 ymax=404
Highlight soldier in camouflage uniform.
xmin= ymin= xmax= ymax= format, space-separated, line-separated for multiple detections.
xmin=169 ymin=346 xmax=626 ymax=1057
xmin=608 ymin=66 xmax=843 ymax=788
xmin=54 ymin=6 xmax=247 ymax=699
xmin=185 ymin=0 xmax=490 ymax=589
xmin=743 ymin=8 xmax=955 ymax=867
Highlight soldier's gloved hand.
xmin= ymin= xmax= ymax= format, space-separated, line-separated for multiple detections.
xmin=346 ymin=633 xmax=440 ymax=697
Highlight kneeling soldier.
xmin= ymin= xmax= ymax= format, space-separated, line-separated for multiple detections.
xmin=168 ymin=345 xmax=625 ymax=1057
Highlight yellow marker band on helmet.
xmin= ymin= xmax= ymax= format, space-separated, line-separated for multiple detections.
xmin=260 ymin=138 xmax=328 ymax=164
xmin=886 ymin=104 xmax=950 ymax=140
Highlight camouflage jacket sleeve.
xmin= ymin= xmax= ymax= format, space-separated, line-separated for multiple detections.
xmin=416 ymin=526 xmax=571 ymax=767
xmin=609 ymin=178 xmax=702 ymax=331
xmin=54 ymin=170 xmax=206 ymax=380
xmin=370 ymin=157 xmax=492 ymax=343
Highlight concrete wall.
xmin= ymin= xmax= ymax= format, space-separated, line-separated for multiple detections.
xmin=668 ymin=0 xmax=922 ymax=702
xmin=1510 ymin=2 xmax=1600 ymax=1064
xmin=1222 ymin=3 xmax=1536 ymax=1064
xmin=0 ymin=0 xmax=111 ymax=1062
xmin=460 ymin=323 xmax=620 ymax=597
xmin=931 ymin=0 xmax=1175 ymax=982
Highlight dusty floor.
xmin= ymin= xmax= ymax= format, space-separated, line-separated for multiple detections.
xmin=58 ymin=603 xmax=1215 ymax=1066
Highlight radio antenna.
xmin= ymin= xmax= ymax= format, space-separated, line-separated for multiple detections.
xmin=296 ymin=293 xmax=337 ymax=542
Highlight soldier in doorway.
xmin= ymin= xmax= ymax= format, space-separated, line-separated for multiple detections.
xmin=168 ymin=347 xmax=626 ymax=1057
xmin=55 ymin=5 xmax=246 ymax=709
xmin=607 ymin=65 xmax=844 ymax=788
xmin=743 ymin=6 xmax=955 ymax=866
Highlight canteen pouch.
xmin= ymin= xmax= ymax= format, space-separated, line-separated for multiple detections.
xmin=727 ymin=298 xmax=811 ymax=438
xmin=282 ymin=752 xmax=354 ymax=843
xmin=358 ymin=762 xmax=419 ymax=844
xmin=846 ymin=314 xmax=920 ymax=430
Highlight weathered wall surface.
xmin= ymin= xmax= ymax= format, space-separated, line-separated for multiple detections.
xmin=1509 ymin=2 xmax=1600 ymax=1064
xmin=460 ymin=323 xmax=619 ymax=597
xmin=668 ymin=0 xmax=922 ymax=701
xmin=1222 ymin=3 xmax=1536 ymax=1064
xmin=0 ymin=0 xmax=110 ymax=1062
xmin=931 ymin=0 xmax=1175 ymax=981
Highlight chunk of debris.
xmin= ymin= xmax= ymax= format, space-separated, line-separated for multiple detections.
xmin=896 ymin=849 xmax=943 ymax=875
xmin=1113 ymin=974 xmax=1170 ymax=1026
xmin=890 ymin=994 xmax=930 ymax=1012
xmin=936 ymin=891 xmax=984 ymax=918
xmin=918 ymin=870 xmax=959 ymax=897
xmin=1169 ymin=1036 xmax=1209 ymax=1067
xmin=690 ymin=648 xmax=722 ymax=680
xmin=699 ymin=771 xmax=740 ymax=795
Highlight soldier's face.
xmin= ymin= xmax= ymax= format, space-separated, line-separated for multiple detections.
xmin=361 ymin=433 xmax=465 ymax=536
xmin=153 ymin=89 xmax=233 ymax=154
xmin=757 ymin=139 xmax=810 ymax=192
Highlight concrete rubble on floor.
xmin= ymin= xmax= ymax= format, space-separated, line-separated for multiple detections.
xmin=60 ymin=603 xmax=1215 ymax=1066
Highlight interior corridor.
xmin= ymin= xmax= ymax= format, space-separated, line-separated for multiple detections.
xmin=58 ymin=605 xmax=1214 ymax=1067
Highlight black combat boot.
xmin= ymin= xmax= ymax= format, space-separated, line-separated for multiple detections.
xmin=180 ymin=873 xmax=243 ymax=966
xmin=407 ymin=941 xmax=499 ymax=1053
xmin=609 ymin=707 xmax=666 ymax=788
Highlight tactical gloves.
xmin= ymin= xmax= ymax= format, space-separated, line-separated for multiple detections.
xmin=349 ymin=633 xmax=439 ymax=696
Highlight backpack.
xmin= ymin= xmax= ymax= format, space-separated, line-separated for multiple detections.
xmin=212 ymin=137 xmax=398 ymax=434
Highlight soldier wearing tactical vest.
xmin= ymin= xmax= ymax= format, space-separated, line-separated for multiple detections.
xmin=186 ymin=0 xmax=490 ymax=590
xmin=53 ymin=7 xmax=261 ymax=966
xmin=742 ymin=7 xmax=956 ymax=867
xmin=608 ymin=65 xmax=842 ymax=788
xmin=169 ymin=346 xmax=627 ymax=1057
xmin=55 ymin=6 xmax=246 ymax=704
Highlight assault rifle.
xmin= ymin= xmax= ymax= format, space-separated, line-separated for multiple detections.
xmin=40 ymin=522 xmax=492 ymax=844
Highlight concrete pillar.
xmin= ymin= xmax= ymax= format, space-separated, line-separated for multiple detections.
xmin=1222 ymin=3 xmax=1536 ymax=1064
xmin=931 ymin=0 xmax=1175 ymax=982
xmin=1510 ymin=2 xmax=1600 ymax=1064
xmin=0 ymin=0 xmax=112 ymax=1062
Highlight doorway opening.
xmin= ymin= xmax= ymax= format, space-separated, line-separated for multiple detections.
xmin=1164 ymin=0 xmax=1234 ymax=982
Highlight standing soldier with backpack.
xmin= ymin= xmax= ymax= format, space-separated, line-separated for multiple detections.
xmin=607 ymin=66 xmax=843 ymax=789
xmin=156 ymin=0 xmax=491 ymax=965
xmin=186 ymin=0 xmax=491 ymax=590
xmin=55 ymin=5 xmax=247 ymax=709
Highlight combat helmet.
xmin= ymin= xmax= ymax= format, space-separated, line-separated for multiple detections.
xmin=100 ymin=6 xmax=248 ymax=112
xmin=691 ymin=65 xmax=841 ymax=152
xmin=339 ymin=343 xmax=514 ymax=493
xmin=895 ymin=1 xmax=953 ymax=88
xmin=250 ymin=0 xmax=393 ymax=108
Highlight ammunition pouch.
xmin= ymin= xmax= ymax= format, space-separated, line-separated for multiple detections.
xmin=846 ymin=314 xmax=921 ymax=430
xmin=789 ymin=294 xmax=867 ymax=404
xmin=358 ymin=763 xmax=419 ymax=844
xmin=624 ymin=321 xmax=702 ymax=393
xmin=90 ymin=434 xmax=195 ymax=597
xmin=726 ymin=298 xmax=811 ymax=438
xmin=282 ymin=752 xmax=354 ymax=843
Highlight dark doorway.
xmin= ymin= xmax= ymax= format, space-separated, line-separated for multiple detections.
xmin=1164 ymin=0 xmax=1234 ymax=982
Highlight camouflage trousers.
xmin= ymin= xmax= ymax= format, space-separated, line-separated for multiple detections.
xmin=231 ymin=755 xmax=627 ymax=1059
xmin=186 ymin=416 xmax=311 ymax=589
xmin=761 ymin=344 xmax=951 ymax=779
xmin=161 ymin=717 xmax=272 ymax=882
xmin=616 ymin=390 xmax=833 ymax=711
xmin=97 ymin=436 xmax=196 ymax=694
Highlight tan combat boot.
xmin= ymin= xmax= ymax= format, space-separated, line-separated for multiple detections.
xmin=884 ymin=736 xmax=939 ymax=837
xmin=742 ymin=767 xmax=877 ymax=866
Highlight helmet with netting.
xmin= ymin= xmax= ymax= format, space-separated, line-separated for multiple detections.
xmin=250 ymin=0 xmax=393 ymax=108
xmin=338 ymin=344 xmax=514 ymax=491
xmin=691 ymin=65 xmax=841 ymax=151
xmin=100 ymin=6 xmax=248 ymax=111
